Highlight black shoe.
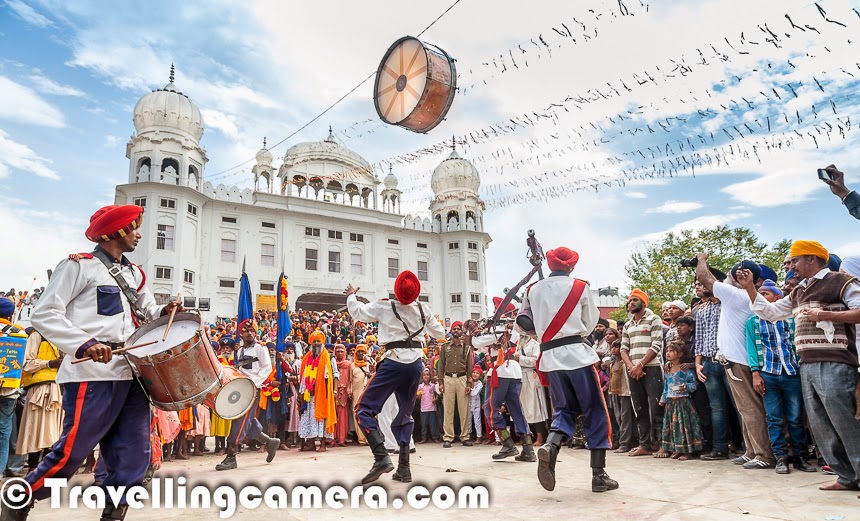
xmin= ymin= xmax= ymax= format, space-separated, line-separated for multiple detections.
xmin=100 ymin=503 xmax=129 ymax=521
xmin=215 ymin=454 xmax=237 ymax=471
xmin=592 ymin=471 xmax=619 ymax=493
xmin=793 ymin=458 xmax=818 ymax=473
xmin=442 ymin=441 xmax=452 ymax=448
xmin=1 ymin=488 xmax=34 ymax=521
xmin=700 ymin=450 xmax=729 ymax=461
xmin=265 ymin=438 xmax=279 ymax=463
xmin=775 ymin=457 xmax=790 ymax=475
xmin=516 ymin=443 xmax=537 ymax=462
xmin=462 ymin=440 xmax=474 ymax=447
xmin=362 ymin=430 xmax=395 ymax=484
xmin=492 ymin=436 xmax=519 ymax=460
xmin=392 ymin=444 xmax=412 ymax=483
xmin=536 ymin=443 xmax=559 ymax=490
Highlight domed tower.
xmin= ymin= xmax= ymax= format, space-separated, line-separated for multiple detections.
xmin=126 ymin=64 xmax=207 ymax=190
xmin=380 ymin=165 xmax=402 ymax=213
xmin=253 ymin=137 xmax=274 ymax=193
xmin=429 ymin=140 xmax=484 ymax=232
xmin=278 ymin=127 xmax=379 ymax=208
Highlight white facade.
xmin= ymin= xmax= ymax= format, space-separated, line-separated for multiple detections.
xmin=115 ymin=71 xmax=491 ymax=323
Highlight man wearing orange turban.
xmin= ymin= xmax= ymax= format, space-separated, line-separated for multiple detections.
xmin=23 ymin=204 xmax=183 ymax=520
xmin=297 ymin=330 xmax=337 ymax=451
xmin=345 ymin=271 xmax=446 ymax=484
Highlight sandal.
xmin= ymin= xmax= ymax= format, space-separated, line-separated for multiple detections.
xmin=819 ymin=482 xmax=859 ymax=491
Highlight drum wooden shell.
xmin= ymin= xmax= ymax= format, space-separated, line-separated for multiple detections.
xmin=374 ymin=36 xmax=456 ymax=133
xmin=203 ymin=366 xmax=257 ymax=420
xmin=124 ymin=313 xmax=254 ymax=419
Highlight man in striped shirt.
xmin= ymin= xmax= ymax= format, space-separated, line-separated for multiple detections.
xmin=620 ymin=289 xmax=665 ymax=457
xmin=745 ymin=280 xmax=816 ymax=475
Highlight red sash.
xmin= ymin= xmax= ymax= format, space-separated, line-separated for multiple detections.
xmin=535 ymin=278 xmax=587 ymax=386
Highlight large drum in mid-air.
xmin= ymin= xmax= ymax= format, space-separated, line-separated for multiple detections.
xmin=373 ymin=36 xmax=456 ymax=133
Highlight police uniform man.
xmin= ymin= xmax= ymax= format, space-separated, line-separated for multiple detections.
xmin=346 ymin=270 xmax=446 ymax=484
xmin=470 ymin=298 xmax=536 ymax=462
xmin=515 ymin=246 xmax=618 ymax=493
xmin=215 ymin=319 xmax=279 ymax=470
xmin=2 ymin=204 xmax=182 ymax=521
xmin=438 ymin=320 xmax=474 ymax=448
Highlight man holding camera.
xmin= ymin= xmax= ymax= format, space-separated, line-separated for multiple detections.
xmin=694 ymin=255 xmax=775 ymax=470
xmin=215 ymin=319 xmax=280 ymax=471
xmin=821 ymin=164 xmax=860 ymax=220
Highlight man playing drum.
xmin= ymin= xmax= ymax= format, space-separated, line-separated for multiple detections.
xmin=215 ymin=319 xmax=280 ymax=471
xmin=1 ymin=204 xmax=182 ymax=521
xmin=346 ymin=270 xmax=446 ymax=484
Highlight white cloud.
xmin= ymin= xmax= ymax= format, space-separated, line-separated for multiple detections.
xmin=625 ymin=191 xmax=647 ymax=199
xmin=200 ymin=109 xmax=240 ymax=139
xmin=649 ymin=200 xmax=704 ymax=214
xmin=104 ymin=135 xmax=122 ymax=147
xmin=630 ymin=213 xmax=754 ymax=244
xmin=4 ymin=0 xmax=52 ymax=27
xmin=0 ymin=130 xmax=59 ymax=180
xmin=0 ymin=76 xmax=65 ymax=127
xmin=28 ymin=73 xmax=85 ymax=97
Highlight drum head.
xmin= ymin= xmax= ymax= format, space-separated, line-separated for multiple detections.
xmin=375 ymin=37 xmax=428 ymax=124
xmin=214 ymin=377 xmax=256 ymax=420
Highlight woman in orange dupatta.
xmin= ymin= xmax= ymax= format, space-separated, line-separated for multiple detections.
xmin=297 ymin=330 xmax=337 ymax=451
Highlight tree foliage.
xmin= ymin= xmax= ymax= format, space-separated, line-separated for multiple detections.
xmin=624 ymin=226 xmax=791 ymax=312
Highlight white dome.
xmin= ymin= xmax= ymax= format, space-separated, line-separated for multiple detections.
xmin=133 ymin=76 xmax=203 ymax=141
xmin=256 ymin=145 xmax=273 ymax=165
xmin=282 ymin=131 xmax=374 ymax=182
xmin=383 ymin=170 xmax=399 ymax=189
xmin=431 ymin=150 xmax=480 ymax=195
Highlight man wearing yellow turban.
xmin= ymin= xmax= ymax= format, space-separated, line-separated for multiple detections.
xmin=736 ymin=240 xmax=860 ymax=493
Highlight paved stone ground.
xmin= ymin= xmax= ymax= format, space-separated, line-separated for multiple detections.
xmin=23 ymin=442 xmax=858 ymax=521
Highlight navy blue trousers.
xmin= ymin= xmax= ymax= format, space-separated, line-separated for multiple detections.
xmin=488 ymin=377 xmax=529 ymax=434
xmin=27 ymin=381 xmax=150 ymax=501
xmin=355 ymin=359 xmax=422 ymax=446
xmin=547 ymin=367 xmax=612 ymax=449
xmin=227 ymin=389 xmax=263 ymax=445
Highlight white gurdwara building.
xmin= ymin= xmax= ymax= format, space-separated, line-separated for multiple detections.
xmin=115 ymin=71 xmax=491 ymax=323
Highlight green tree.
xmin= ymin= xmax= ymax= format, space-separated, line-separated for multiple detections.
xmin=624 ymin=226 xmax=790 ymax=312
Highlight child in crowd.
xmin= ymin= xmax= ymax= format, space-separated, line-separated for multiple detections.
xmin=469 ymin=366 xmax=485 ymax=443
xmin=609 ymin=338 xmax=637 ymax=453
xmin=417 ymin=370 xmax=440 ymax=443
xmin=659 ymin=341 xmax=703 ymax=460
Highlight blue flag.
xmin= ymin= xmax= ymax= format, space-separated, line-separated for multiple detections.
xmin=236 ymin=261 xmax=253 ymax=341
xmin=276 ymin=272 xmax=291 ymax=352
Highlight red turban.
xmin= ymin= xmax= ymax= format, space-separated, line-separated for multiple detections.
xmin=492 ymin=296 xmax=517 ymax=315
xmin=85 ymin=205 xmax=144 ymax=243
xmin=237 ymin=319 xmax=257 ymax=333
xmin=450 ymin=321 xmax=463 ymax=332
xmin=394 ymin=270 xmax=420 ymax=305
xmin=546 ymin=247 xmax=579 ymax=272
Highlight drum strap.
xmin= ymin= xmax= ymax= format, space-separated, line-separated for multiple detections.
xmin=92 ymin=248 xmax=148 ymax=324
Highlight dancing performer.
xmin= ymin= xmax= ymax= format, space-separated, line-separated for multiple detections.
xmin=515 ymin=246 xmax=618 ymax=493
xmin=347 ymin=270 xmax=445 ymax=484
xmin=469 ymin=297 xmax=536 ymax=462
xmin=215 ymin=319 xmax=280 ymax=470
xmin=2 ymin=204 xmax=182 ymax=521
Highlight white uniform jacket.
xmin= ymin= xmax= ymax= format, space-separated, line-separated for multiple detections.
xmin=472 ymin=328 xmax=522 ymax=379
xmin=234 ymin=341 xmax=273 ymax=388
xmin=31 ymin=250 xmax=164 ymax=383
xmin=514 ymin=273 xmax=600 ymax=372
xmin=346 ymin=295 xmax=446 ymax=364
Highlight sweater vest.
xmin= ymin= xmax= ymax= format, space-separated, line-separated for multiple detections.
xmin=21 ymin=340 xmax=59 ymax=387
xmin=790 ymin=272 xmax=858 ymax=367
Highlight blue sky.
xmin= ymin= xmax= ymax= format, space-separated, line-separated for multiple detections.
xmin=2 ymin=0 xmax=860 ymax=300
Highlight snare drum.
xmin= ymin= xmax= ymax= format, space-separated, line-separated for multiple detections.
xmin=124 ymin=312 xmax=255 ymax=419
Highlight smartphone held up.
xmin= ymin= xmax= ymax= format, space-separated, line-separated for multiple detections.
xmin=817 ymin=168 xmax=835 ymax=182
